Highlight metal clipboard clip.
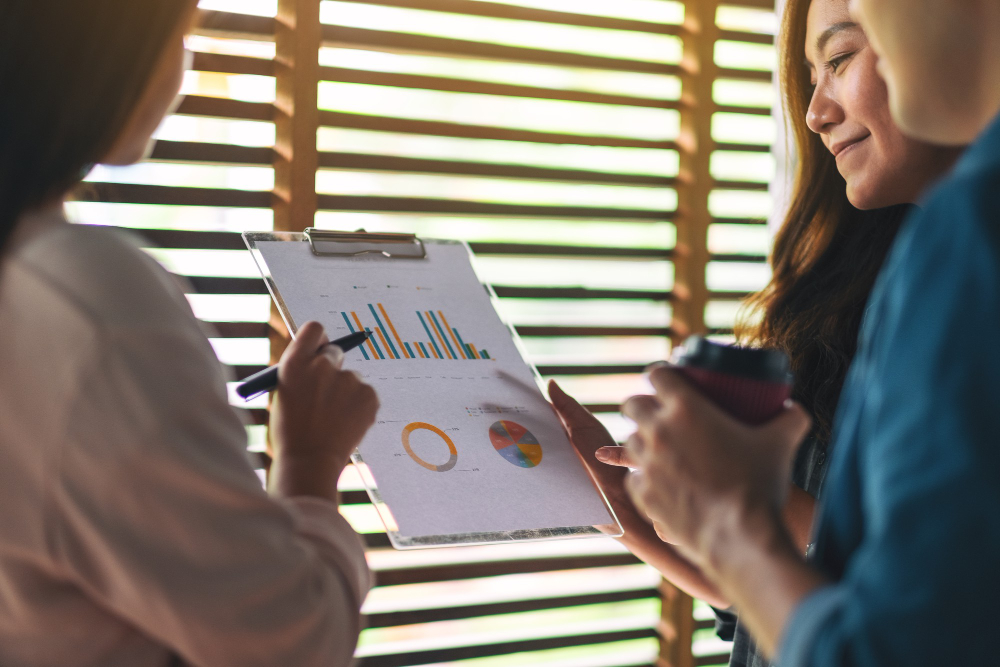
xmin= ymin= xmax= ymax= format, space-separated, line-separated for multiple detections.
xmin=304 ymin=228 xmax=427 ymax=259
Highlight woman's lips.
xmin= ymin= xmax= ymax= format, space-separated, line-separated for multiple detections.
xmin=833 ymin=134 xmax=871 ymax=160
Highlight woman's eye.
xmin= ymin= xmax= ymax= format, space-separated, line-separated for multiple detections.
xmin=827 ymin=52 xmax=854 ymax=73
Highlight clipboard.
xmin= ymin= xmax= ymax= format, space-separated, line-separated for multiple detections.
xmin=244 ymin=229 xmax=623 ymax=549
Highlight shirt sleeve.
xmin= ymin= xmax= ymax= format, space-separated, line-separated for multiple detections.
xmin=778 ymin=176 xmax=1000 ymax=665
xmin=50 ymin=320 xmax=371 ymax=667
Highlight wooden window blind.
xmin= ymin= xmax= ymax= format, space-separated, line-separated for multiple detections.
xmin=69 ymin=0 xmax=778 ymax=664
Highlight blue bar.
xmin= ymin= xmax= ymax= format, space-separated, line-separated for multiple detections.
xmin=368 ymin=304 xmax=399 ymax=359
xmin=429 ymin=312 xmax=457 ymax=359
xmin=418 ymin=342 xmax=431 ymax=358
xmin=417 ymin=312 xmax=443 ymax=359
xmin=342 ymin=312 xmax=369 ymax=360
xmin=404 ymin=342 xmax=415 ymax=358
xmin=452 ymin=327 xmax=472 ymax=361
xmin=365 ymin=328 xmax=386 ymax=360
xmin=481 ymin=350 xmax=490 ymax=359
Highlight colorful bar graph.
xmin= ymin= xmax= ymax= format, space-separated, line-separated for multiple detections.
xmin=438 ymin=311 xmax=467 ymax=360
xmin=417 ymin=312 xmax=443 ymax=359
xmin=428 ymin=311 xmax=457 ymax=359
xmin=341 ymin=312 xmax=370 ymax=360
xmin=379 ymin=303 xmax=411 ymax=359
xmin=425 ymin=311 xmax=458 ymax=359
xmin=371 ymin=327 xmax=392 ymax=360
xmin=368 ymin=304 xmax=399 ymax=359
xmin=343 ymin=305 xmax=492 ymax=362
xmin=351 ymin=312 xmax=380 ymax=359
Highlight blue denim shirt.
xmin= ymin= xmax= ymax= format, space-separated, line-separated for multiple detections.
xmin=779 ymin=113 xmax=1000 ymax=665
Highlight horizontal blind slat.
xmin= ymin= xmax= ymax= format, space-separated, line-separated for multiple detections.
xmin=175 ymin=95 xmax=274 ymax=122
xmin=196 ymin=10 xmax=275 ymax=39
xmin=329 ymin=0 xmax=685 ymax=35
xmin=79 ymin=183 xmax=272 ymax=208
xmin=316 ymin=195 xmax=674 ymax=219
xmin=370 ymin=553 xmax=643 ymax=586
xmin=324 ymin=26 xmax=682 ymax=75
xmin=355 ymin=630 xmax=659 ymax=667
xmin=492 ymin=286 xmax=674 ymax=301
xmin=717 ymin=29 xmax=774 ymax=45
xmin=150 ymin=141 xmax=274 ymax=166
xmin=363 ymin=588 xmax=660 ymax=629
xmin=190 ymin=51 xmax=274 ymax=77
xmin=714 ymin=66 xmax=772 ymax=82
xmin=319 ymin=67 xmax=683 ymax=109
xmin=136 ymin=229 xmax=676 ymax=258
xmin=210 ymin=322 xmax=271 ymax=338
xmin=320 ymin=153 xmax=678 ymax=186
xmin=321 ymin=110 xmax=679 ymax=148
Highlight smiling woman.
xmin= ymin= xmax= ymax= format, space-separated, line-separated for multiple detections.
xmin=740 ymin=0 xmax=962 ymax=449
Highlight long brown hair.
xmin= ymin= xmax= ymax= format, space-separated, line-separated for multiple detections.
xmin=736 ymin=0 xmax=909 ymax=445
xmin=0 ymin=0 xmax=196 ymax=254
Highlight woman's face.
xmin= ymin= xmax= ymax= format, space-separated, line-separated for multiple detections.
xmin=102 ymin=31 xmax=191 ymax=166
xmin=804 ymin=0 xmax=960 ymax=209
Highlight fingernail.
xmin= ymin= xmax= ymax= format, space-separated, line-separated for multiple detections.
xmin=594 ymin=448 xmax=610 ymax=462
xmin=644 ymin=360 xmax=670 ymax=373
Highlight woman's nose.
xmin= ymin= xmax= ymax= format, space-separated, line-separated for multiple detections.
xmin=806 ymin=83 xmax=845 ymax=135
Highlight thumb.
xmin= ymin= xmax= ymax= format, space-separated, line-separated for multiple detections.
xmin=549 ymin=380 xmax=598 ymax=427
xmin=282 ymin=322 xmax=326 ymax=367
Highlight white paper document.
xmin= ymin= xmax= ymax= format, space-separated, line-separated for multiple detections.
xmin=252 ymin=240 xmax=616 ymax=541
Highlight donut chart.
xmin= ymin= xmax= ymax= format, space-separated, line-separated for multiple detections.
xmin=402 ymin=422 xmax=458 ymax=472
xmin=489 ymin=420 xmax=542 ymax=468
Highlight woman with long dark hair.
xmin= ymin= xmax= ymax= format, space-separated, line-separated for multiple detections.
xmin=0 ymin=3 xmax=377 ymax=664
xmin=550 ymin=0 xmax=961 ymax=664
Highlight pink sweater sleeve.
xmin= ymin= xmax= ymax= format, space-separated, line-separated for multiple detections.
xmin=50 ymin=323 xmax=371 ymax=667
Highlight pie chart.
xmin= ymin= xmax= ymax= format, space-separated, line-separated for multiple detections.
xmin=489 ymin=420 xmax=542 ymax=468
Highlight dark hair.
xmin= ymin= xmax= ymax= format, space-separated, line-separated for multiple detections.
xmin=736 ymin=0 xmax=908 ymax=445
xmin=0 ymin=0 xmax=196 ymax=254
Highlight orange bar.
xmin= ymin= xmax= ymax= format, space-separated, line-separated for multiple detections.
xmin=429 ymin=343 xmax=440 ymax=359
xmin=427 ymin=311 xmax=453 ymax=359
xmin=468 ymin=345 xmax=480 ymax=359
xmin=351 ymin=312 xmax=380 ymax=359
xmin=373 ymin=327 xmax=394 ymax=360
xmin=379 ymin=303 xmax=410 ymax=359
xmin=438 ymin=311 xmax=467 ymax=359
xmin=415 ymin=343 xmax=426 ymax=359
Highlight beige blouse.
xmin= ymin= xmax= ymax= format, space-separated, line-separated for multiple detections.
xmin=0 ymin=211 xmax=370 ymax=667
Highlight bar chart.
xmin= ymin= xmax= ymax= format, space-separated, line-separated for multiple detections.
xmin=340 ymin=303 xmax=492 ymax=362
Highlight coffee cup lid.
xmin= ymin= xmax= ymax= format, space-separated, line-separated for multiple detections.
xmin=671 ymin=335 xmax=792 ymax=384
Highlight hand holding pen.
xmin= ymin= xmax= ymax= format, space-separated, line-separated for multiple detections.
xmin=266 ymin=322 xmax=380 ymax=501
xmin=237 ymin=329 xmax=372 ymax=400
